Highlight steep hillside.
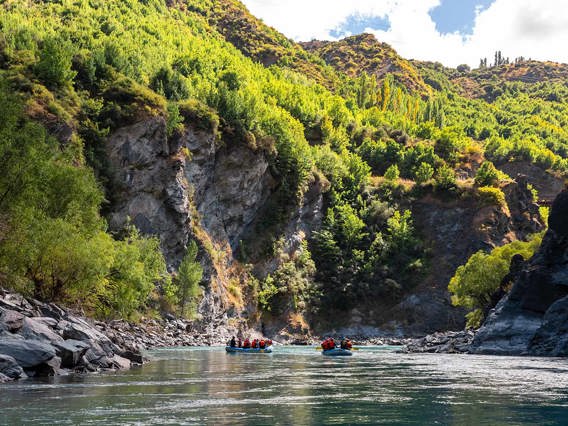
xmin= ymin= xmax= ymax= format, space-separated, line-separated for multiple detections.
xmin=205 ymin=0 xmax=341 ymax=89
xmin=0 ymin=0 xmax=565 ymax=340
xmin=301 ymin=34 xmax=432 ymax=97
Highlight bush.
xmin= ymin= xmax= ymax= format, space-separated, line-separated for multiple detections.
xmin=449 ymin=233 xmax=543 ymax=328
xmin=178 ymin=99 xmax=220 ymax=133
xmin=34 ymin=37 xmax=77 ymax=88
xmin=175 ymin=240 xmax=203 ymax=318
xmin=435 ymin=164 xmax=456 ymax=190
xmin=384 ymin=164 xmax=400 ymax=181
xmin=414 ymin=162 xmax=434 ymax=184
xmin=477 ymin=186 xmax=506 ymax=207
xmin=150 ymin=67 xmax=190 ymax=101
xmin=474 ymin=161 xmax=499 ymax=187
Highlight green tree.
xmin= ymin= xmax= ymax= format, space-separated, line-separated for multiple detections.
xmin=176 ymin=240 xmax=203 ymax=317
xmin=449 ymin=233 xmax=543 ymax=328
xmin=474 ymin=161 xmax=500 ymax=187
xmin=384 ymin=164 xmax=400 ymax=181
xmin=34 ymin=37 xmax=76 ymax=88
xmin=414 ymin=162 xmax=434 ymax=184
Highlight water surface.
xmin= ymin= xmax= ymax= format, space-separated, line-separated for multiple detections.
xmin=2 ymin=346 xmax=568 ymax=425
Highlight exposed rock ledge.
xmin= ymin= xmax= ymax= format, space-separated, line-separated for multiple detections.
xmin=0 ymin=289 xmax=241 ymax=382
xmin=404 ymin=188 xmax=568 ymax=357
xmin=470 ymin=188 xmax=568 ymax=356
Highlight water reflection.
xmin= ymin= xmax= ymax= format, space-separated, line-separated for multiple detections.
xmin=1 ymin=347 xmax=568 ymax=425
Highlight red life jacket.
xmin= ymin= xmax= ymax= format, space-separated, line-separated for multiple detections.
xmin=243 ymin=339 xmax=250 ymax=348
xmin=259 ymin=340 xmax=265 ymax=348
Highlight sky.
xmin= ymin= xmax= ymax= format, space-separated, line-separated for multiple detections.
xmin=240 ymin=0 xmax=568 ymax=68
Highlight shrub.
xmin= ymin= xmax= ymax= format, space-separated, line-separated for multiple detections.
xmin=178 ymin=99 xmax=220 ymax=133
xmin=477 ymin=186 xmax=506 ymax=207
xmin=434 ymin=164 xmax=456 ymax=190
xmin=34 ymin=37 xmax=76 ymax=88
xmin=414 ymin=162 xmax=434 ymax=184
xmin=474 ymin=161 xmax=499 ymax=187
xmin=175 ymin=240 xmax=203 ymax=318
xmin=384 ymin=164 xmax=400 ymax=181
xmin=150 ymin=66 xmax=190 ymax=101
xmin=449 ymin=233 xmax=543 ymax=328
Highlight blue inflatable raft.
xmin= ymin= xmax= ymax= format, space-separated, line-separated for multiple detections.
xmin=322 ymin=348 xmax=353 ymax=356
xmin=225 ymin=346 xmax=273 ymax=354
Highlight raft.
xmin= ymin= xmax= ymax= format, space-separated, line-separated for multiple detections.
xmin=225 ymin=346 xmax=273 ymax=354
xmin=322 ymin=347 xmax=353 ymax=356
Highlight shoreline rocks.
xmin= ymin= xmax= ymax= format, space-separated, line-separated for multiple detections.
xmin=0 ymin=288 xmax=253 ymax=382
xmin=400 ymin=331 xmax=475 ymax=354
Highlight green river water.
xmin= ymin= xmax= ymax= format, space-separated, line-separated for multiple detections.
xmin=1 ymin=346 xmax=568 ymax=425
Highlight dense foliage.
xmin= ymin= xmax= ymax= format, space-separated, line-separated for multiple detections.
xmin=0 ymin=0 xmax=565 ymax=326
xmin=448 ymin=233 xmax=544 ymax=328
xmin=0 ymin=83 xmax=172 ymax=319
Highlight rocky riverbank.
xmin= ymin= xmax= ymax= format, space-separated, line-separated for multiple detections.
xmin=0 ymin=289 xmax=243 ymax=382
xmin=400 ymin=331 xmax=475 ymax=354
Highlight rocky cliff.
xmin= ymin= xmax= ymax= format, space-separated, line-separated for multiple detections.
xmin=326 ymin=177 xmax=545 ymax=336
xmin=104 ymin=113 xmax=323 ymax=334
xmin=471 ymin=188 xmax=568 ymax=355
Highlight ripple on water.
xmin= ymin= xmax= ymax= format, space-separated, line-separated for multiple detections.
xmin=2 ymin=347 xmax=568 ymax=425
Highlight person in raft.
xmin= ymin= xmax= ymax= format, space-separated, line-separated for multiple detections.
xmin=340 ymin=338 xmax=352 ymax=350
xmin=229 ymin=336 xmax=237 ymax=347
xmin=321 ymin=337 xmax=336 ymax=350
xmin=243 ymin=338 xmax=251 ymax=348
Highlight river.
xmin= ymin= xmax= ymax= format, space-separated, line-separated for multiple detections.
xmin=2 ymin=346 xmax=568 ymax=425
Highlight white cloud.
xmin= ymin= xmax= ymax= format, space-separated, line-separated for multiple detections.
xmin=241 ymin=0 xmax=568 ymax=67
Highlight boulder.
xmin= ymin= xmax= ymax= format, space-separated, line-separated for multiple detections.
xmin=82 ymin=342 xmax=112 ymax=368
xmin=1 ymin=309 xmax=25 ymax=333
xmin=529 ymin=296 xmax=568 ymax=356
xmin=62 ymin=317 xmax=117 ymax=353
xmin=33 ymin=317 xmax=59 ymax=328
xmin=120 ymin=350 xmax=145 ymax=364
xmin=110 ymin=354 xmax=131 ymax=370
xmin=0 ymin=354 xmax=25 ymax=379
xmin=39 ymin=303 xmax=67 ymax=321
xmin=29 ymin=356 xmax=62 ymax=377
xmin=53 ymin=340 xmax=90 ymax=368
xmin=19 ymin=317 xmax=64 ymax=344
xmin=0 ymin=338 xmax=56 ymax=368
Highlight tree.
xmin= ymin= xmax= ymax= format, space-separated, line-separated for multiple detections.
xmin=34 ymin=37 xmax=76 ymax=88
xmin=474 ymin=161 xmax=500 ymax=187
xmin=457 ymin=64 xmax=470 ymax=73
xmin=435 ymin=164 xmax=456 ymax=190
xmin=449 ymin=233 xmax=543 ymax=328
xmin=414 ymin=162 xmax=434 ymax=184
xmin=384 ymin=164 xmax=400 ymax=181
xmin=176 ymin=240 xmax=203 ymax=317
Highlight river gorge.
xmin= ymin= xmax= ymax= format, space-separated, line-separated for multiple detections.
xmin=2 ymin=346 xmax=568 ymax=425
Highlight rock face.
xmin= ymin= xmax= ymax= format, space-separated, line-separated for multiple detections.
xmin=471 ymin=189 xmax=568 ymax=355
xmin=105 ymin=117 xmax=281 ymax=326
xmin=105 ymin=115 xmax=323 ymax=334
xmin=335 ymin=176 xmax=545 ymax=336
xmin=106 ymin=117 xmax=276 ymax=268
xmin=0 ymin=289 xmax=142 ymax=379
